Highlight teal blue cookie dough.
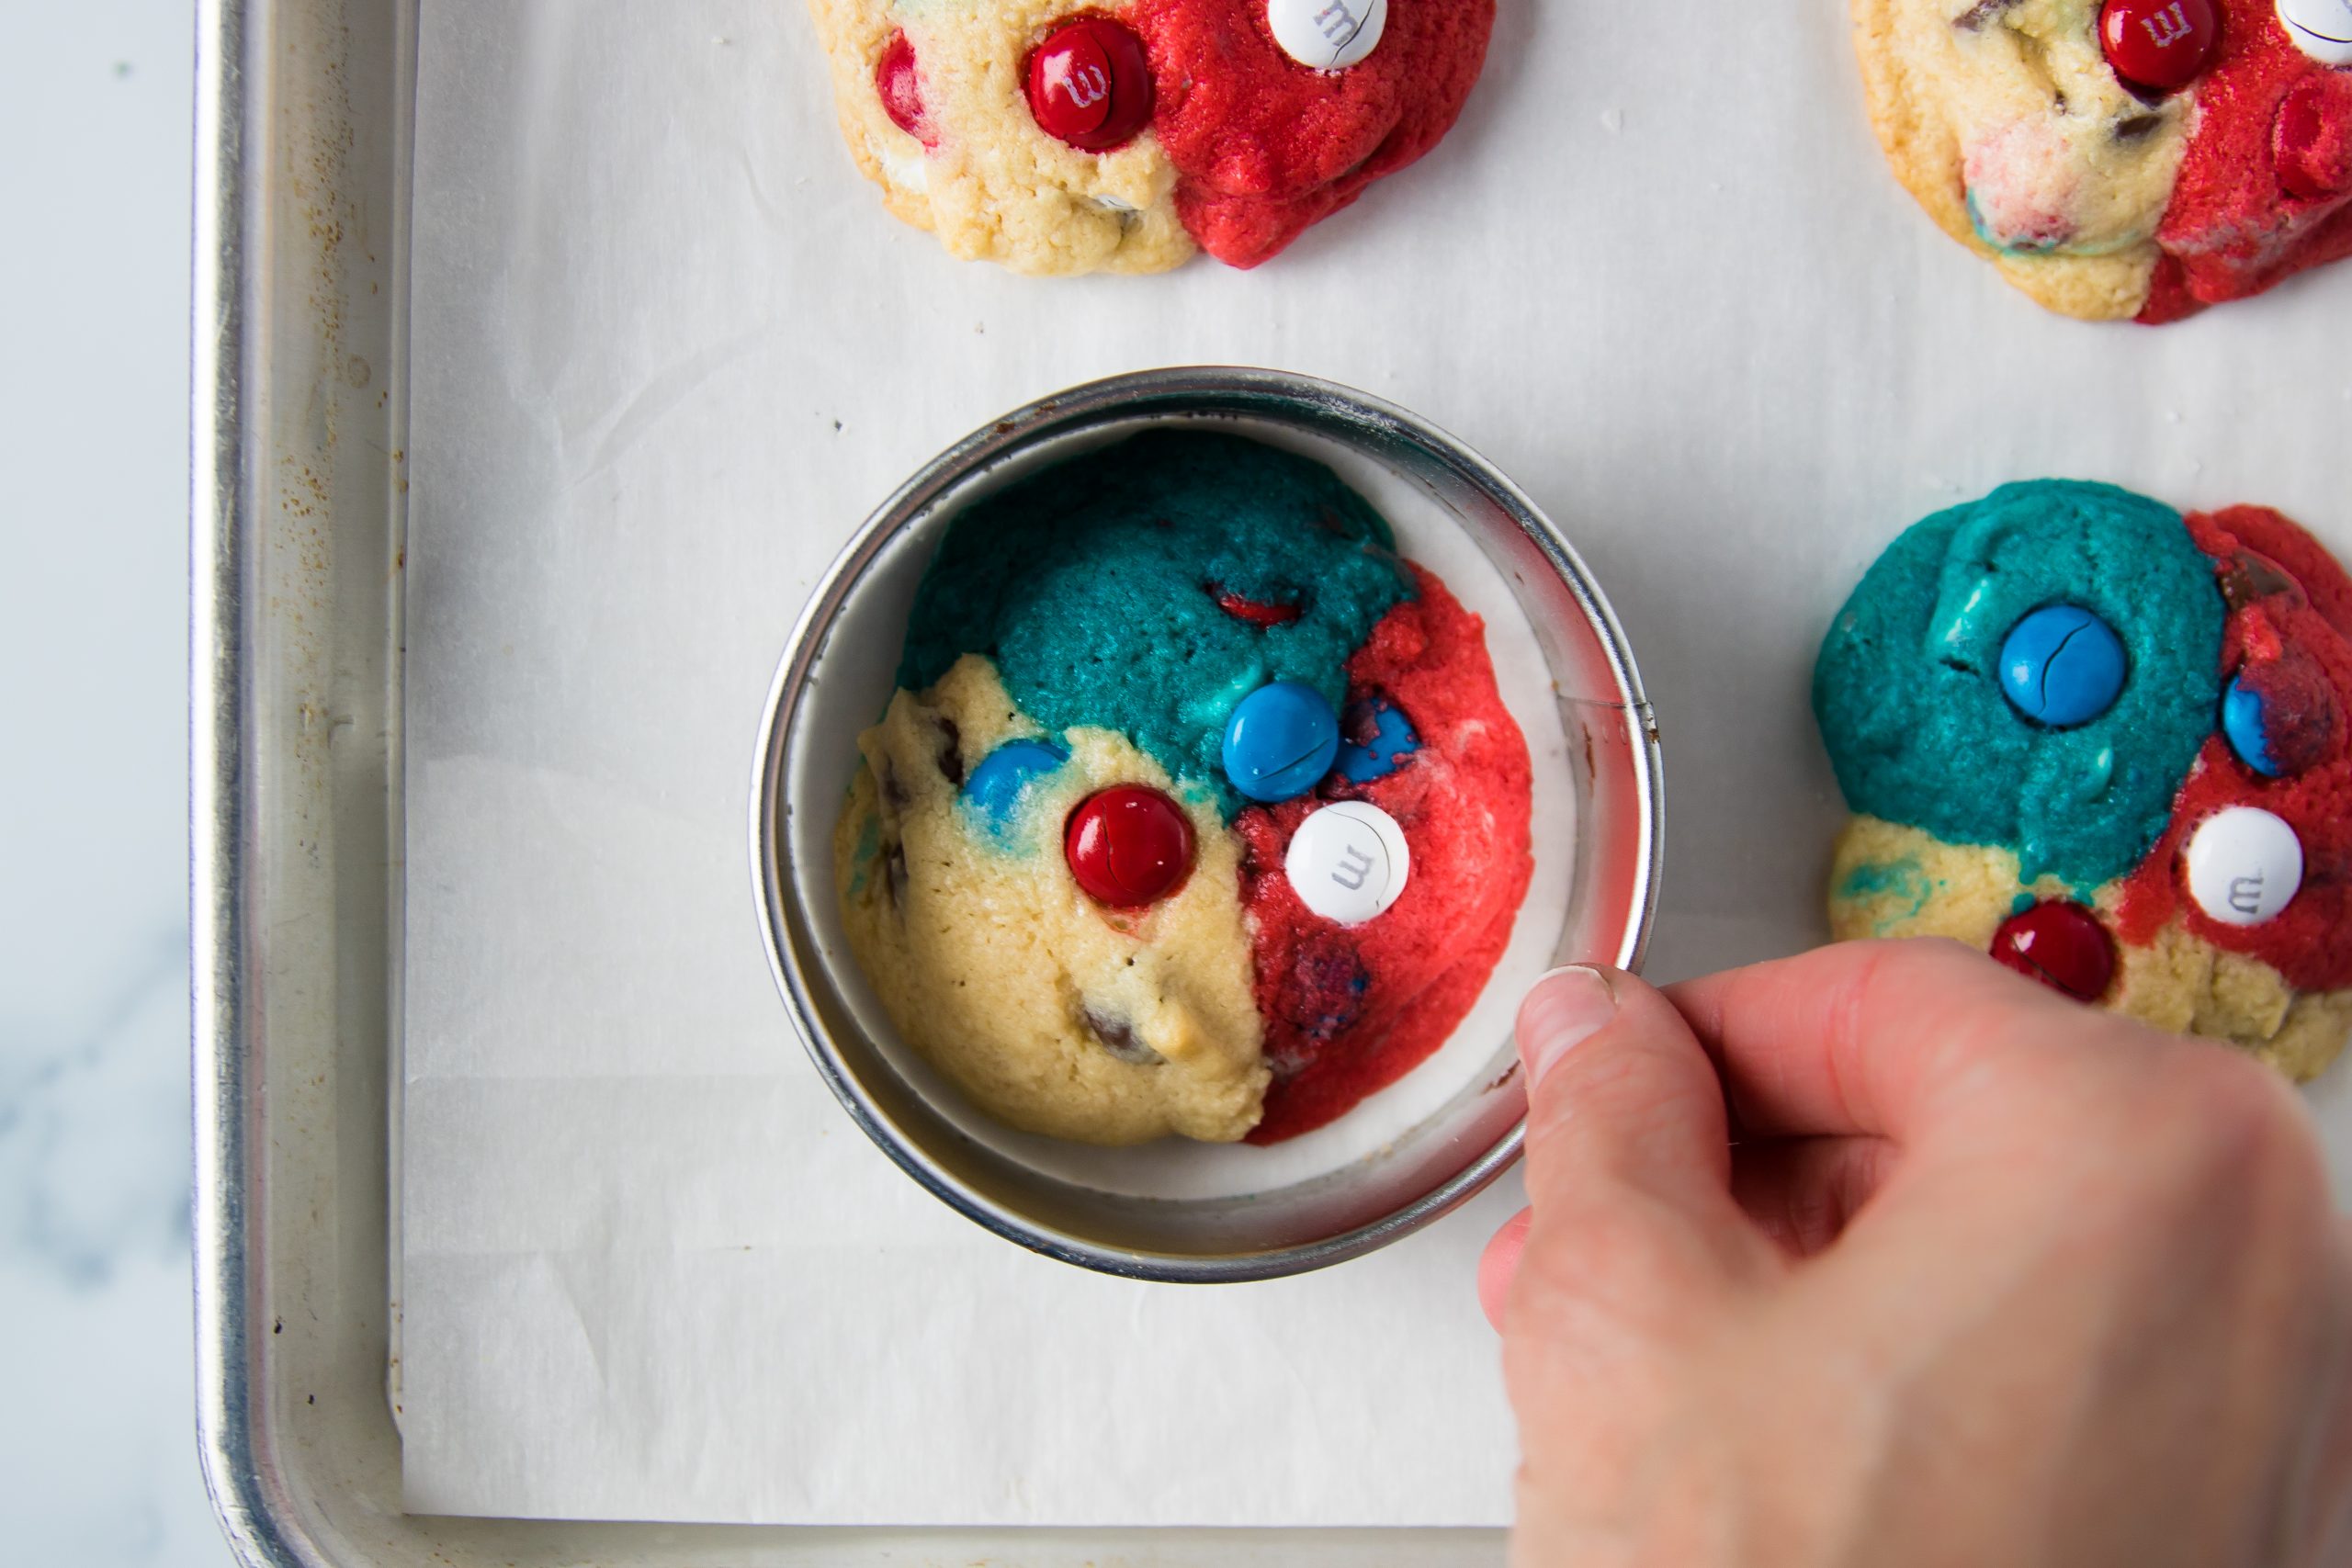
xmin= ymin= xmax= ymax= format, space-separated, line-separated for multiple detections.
xmin=1836 ymin=857 xmax=1936 ymax=927
xmin=1814 ymin=480 xmax=2226 ymax=891
xmin=901 ymin=431 xmax=1416 ymax=815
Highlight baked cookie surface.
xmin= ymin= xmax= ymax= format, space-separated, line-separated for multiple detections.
xmin=1853 ymin=0 xmax=2352 ymax=321
xmin=807 ymin=0 xmax=1496 ymax=276
xmin=1815 ymin=480 xmax=2352 ymax=1080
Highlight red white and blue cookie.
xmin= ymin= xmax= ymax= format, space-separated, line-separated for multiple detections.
xmin=808 ymin=0 xmax=1495 ymax=275
xmin=1855 ymin=0 xmax=2352 ymax=321
xmin=1817 ymin=479 xmax=2352 ymax=1080
xmin=832 ymin=431 xmax=1534 ymax=1145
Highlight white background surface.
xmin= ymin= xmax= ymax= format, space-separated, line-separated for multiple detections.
xmin=0 ymin=2 xmax=236 ymax=1563
xmin=400 ymin=0 xmax=2352 ymax=1533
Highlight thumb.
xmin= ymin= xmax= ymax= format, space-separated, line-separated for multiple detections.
xmin=1511 ymin=965 xmax=1770 ymax=1302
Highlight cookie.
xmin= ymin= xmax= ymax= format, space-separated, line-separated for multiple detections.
xmin=1815 ymin=480 xmax=2352 ymax=1080
xmin=1852 ymin=0 xmax=2352 ymax=321
xmin=806 ymin=0 xmax=1496 ymax=276
xmin=833 ymin=430 xmax=1534 ymax=1145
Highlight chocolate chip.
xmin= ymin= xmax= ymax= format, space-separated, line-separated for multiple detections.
xmin=880 ymin=761 xmax=910 ymax=812
xmin=1081 ymin=1006 xmax=1162 ymax=1065
xmin=883 ymin=844 xmax=908 ymax=912
xmin=933 ymin=716 xmax=964 ymax=785
xmin=2113 ymin=113 xmax=2165 ymax=141
xmin=1952 ymin=0 xmax=2022 ymax=30
xmin=2220 ymin=548 xmax=2309 ymax=614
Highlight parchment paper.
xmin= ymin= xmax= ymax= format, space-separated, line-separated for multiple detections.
xmin=399 ymin=0 xmax=2352 ymax=1527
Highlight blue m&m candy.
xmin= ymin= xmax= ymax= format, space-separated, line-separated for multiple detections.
xmin=961 ymin=739 xmax=1068 ymax=831
xmin=2222 ymin=675 xmax=2283 ymax=777
xmin=1336 ymin=695 xmax=1420 ymax=784
xmin=1222 ymin=681 xmax=1340 ymax=803
xmin=1997 ymin=605 xmax=2128 ymax=728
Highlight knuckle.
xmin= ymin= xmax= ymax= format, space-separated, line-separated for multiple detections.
xmin=1824 ymin=938 xmax=1998 ymax=1111
xmin=1902 ymin=933 xmax=1986 ymax=968
xmin=2108 ymin=1045 xmax=2325 ymax=1210
xmin=1525 ymin=1040 xmax=1647 ymax=1139
xmin=1513 ymin=1195 xmax=1724 ymax=1324
xmin=1524 ymin=1038 xmax=1723 ymax=1185
xmin=1858 ymin=933 xmax=1988 ymax=992
xmin=2155 ymin=1048 xmax=2299 ymax=1156
xmin=2013 ymin=1013 xmax=2169 ymax=1112
xmin=1820 ymin=940 xmax=1902 ymax=1051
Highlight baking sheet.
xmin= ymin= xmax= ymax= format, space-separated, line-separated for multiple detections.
xmin=399 ymin=0 xmax=2352 ymax=1529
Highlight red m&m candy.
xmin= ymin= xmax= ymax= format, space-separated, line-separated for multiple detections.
xmin=2098 ymin=0 xmax=2219 ymax=94
xmin=1991 ymin=900 xmax=2116 ymax=1002
xmin=1024 ymin=17 xmax=1155 ymax=152
xmin=875 ymin=30 xmax=935 ymax=146
xmin=1065 ymin=785 xmax=1194 ymax=908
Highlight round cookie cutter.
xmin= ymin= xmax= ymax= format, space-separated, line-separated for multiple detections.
xmin=750 ymin=367 xmax=1663 ymax=1282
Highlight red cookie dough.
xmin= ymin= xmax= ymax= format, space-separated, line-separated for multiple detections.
xmin=2139 ymin=3 xmax=2352 ymax=322
xmin=1133 ymin=0 xmax=1498 ymax=268
xmin=1233 ymin=564 xmax=1533 ymax=1144
xmin=2117 ymin=506 xmax=2352 ymax=986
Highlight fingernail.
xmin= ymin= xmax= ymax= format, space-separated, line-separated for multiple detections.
xmin=1518 ymin=965 xmax=1617 ymax=1089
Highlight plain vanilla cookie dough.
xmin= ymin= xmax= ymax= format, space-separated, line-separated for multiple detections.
xmin=835 ymin=655 xmax=1268 ymax=1144
xmin=808 ymin=0 xmax=1193 ymax=276
xmin=1853 ymin=0 xmax=2352 ymax=322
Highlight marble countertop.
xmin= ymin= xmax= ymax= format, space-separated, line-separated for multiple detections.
xmin=0 ymin=3 xmax=235 ymax=1562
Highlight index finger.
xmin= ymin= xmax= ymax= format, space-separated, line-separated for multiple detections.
xmin=1664 ymin=937 xmax=2108 ymax=1141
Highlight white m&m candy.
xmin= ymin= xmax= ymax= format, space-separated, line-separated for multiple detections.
xmin=1268 ymin=0 xmax=1387 ymax=71
xmin=1285 ymin=802 xmax=1410 ymax=925
xmin=2279 ymin=0 xmax=2352 ymax=65
xmin=2184 ymin=806 xmax=2304 ymax=927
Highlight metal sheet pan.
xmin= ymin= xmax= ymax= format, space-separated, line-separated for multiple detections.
xmin=190 ymin=0 xmax=1502 ymax=1559
xmin=201 ymin=0 xmax=2352 ymax=1551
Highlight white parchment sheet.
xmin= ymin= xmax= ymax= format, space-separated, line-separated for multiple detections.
xmin=400 ymin=0 xmax=2352 ymax=1528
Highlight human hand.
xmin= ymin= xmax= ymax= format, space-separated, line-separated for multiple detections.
xmin=1479 ymin=940 xmax=2352 ymax=1568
